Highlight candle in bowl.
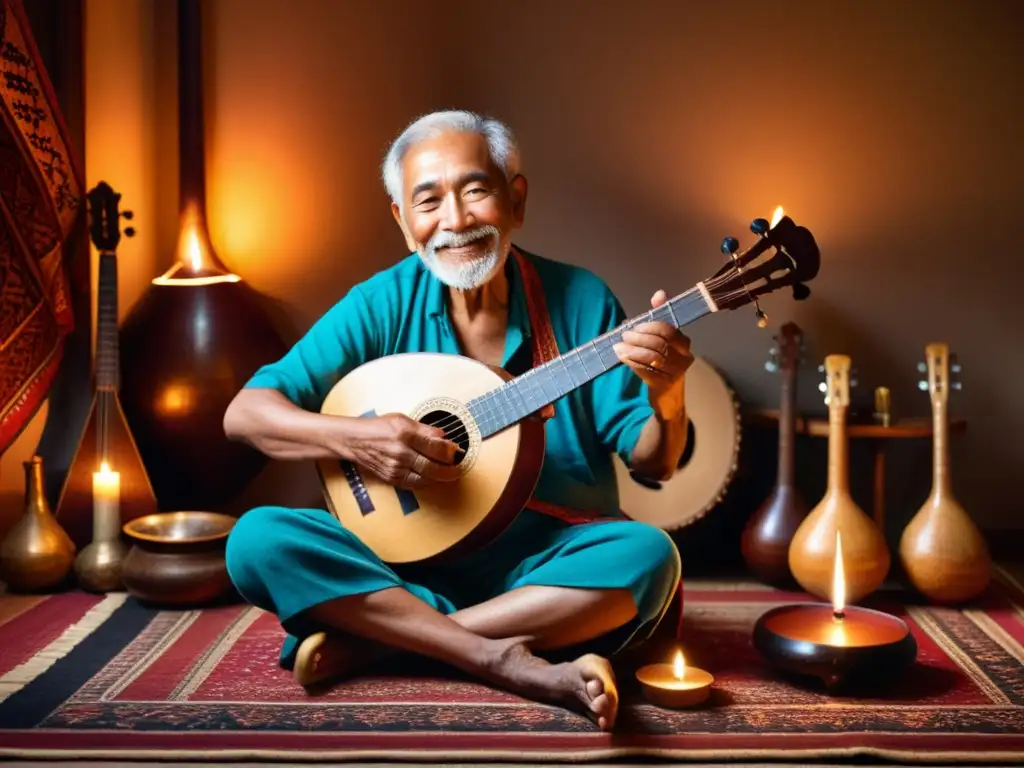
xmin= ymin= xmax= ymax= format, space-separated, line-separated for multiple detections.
xmin=754 ymin=531 xmax=917 ymax=692
xmin=635 ymin=648 xmax=714 ymax=708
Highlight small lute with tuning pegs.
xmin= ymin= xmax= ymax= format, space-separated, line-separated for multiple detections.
xmin=55 ymin=182 xmax=159 ymax=549
xmin=741 ymin=321 xmax=811 ymax=587
xmin=789 ymin=354 xmax=890 ymax=603
xmin=318 ymin=213 xmax=820 ymax=565
xmin=899 ymin=343 xmax=990 ymax=603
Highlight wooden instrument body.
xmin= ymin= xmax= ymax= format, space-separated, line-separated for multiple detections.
xmin=317 ymin=353 xmax=545 ymax=565
xmin=55 ymin=391 xmax=158 ymax=548
xmin=899 ymin=343 xmax=989 ymax=603
xmin=789 ymin=354 xmax=889 ymax=603
xmin=742 ymin=321 xmax=810 ymax=587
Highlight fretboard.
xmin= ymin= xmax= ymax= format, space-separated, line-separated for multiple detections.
xmin=468 ymin=285 xmax=713 ymax=438
xmin=95 ymin=251 xmax=119 ymax=391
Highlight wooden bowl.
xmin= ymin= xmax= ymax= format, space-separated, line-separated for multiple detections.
xmin=121 ymin=511 xmax=238 ymax=607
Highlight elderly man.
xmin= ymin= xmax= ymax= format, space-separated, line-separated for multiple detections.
xmin=223 ymin=110 xmax=692 ymax=731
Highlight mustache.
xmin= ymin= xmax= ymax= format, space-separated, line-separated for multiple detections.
xmin=428 ymin=225 xmax=500 ymax=250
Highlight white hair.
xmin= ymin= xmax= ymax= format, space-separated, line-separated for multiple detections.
xmin=381 ymin=110 xmax=521 ymax=206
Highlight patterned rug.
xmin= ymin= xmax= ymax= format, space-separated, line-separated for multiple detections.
xmin=1 ymin=568 xmax=1022 ymax=763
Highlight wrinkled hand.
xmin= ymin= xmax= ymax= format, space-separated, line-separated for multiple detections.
xmin=613 ymin=290 xmax=694 ymax=416
xmin=342 ymin=413 xmax=462 ymax=489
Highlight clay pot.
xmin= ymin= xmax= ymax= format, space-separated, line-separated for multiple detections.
xmin=121 ymin=511 xmax=237 ymax=606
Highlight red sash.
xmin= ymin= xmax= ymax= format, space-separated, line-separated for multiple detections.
xmin=511 ymin=249 xmax=684 ymax=638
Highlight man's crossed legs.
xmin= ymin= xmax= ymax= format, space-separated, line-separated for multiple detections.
xmin=225 ymin=506 xmax=681 ymax=730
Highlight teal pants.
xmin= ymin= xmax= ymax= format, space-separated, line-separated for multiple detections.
xmin=225 ymin=506 xmax=681 ymax=667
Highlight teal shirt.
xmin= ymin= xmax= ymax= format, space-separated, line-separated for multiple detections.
xmin=245 ymin=248 xmax=653 ymax=516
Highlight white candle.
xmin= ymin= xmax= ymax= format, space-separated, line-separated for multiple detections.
xmin=92 ymin=461 xmax=121 ymax=541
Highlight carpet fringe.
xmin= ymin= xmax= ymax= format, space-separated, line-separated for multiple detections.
xmin=0 ymin=592 xmax=126 ymax=703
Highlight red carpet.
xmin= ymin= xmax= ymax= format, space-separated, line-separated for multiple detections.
xmin=1 ymin=570 xmax=1022 ymax=763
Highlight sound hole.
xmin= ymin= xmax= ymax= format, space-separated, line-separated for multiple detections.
xmin=420 ymin=409 xmax=470 ymax=466
xmin=629 ymin=419 xmax=696 ymax=490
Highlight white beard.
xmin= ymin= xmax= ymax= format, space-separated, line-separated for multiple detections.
xmin=418 ymin=224 xmax=505 ymax=290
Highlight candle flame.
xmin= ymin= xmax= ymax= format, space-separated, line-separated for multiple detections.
xmin=152 ymin=200 xmax=241 ymax=286
xmin=832 ymin=529 xmax=846 ymax=614
xmin=770 ymin=205 xmax=785 ymax=228
xmin=185 ymin=228 xmax=203 ymax=272
xmin=673 ymin=649 xmax=685 ymax=679
xmin=99 ymin=460 xmax=111 ymax=474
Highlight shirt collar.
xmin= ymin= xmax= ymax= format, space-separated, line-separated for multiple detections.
xmin=423 ymin=246 xmax=531 ymax=368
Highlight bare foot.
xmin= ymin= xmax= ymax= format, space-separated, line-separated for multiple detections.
xmin=294 ymin=631 xmax=396 ymax=688
xmin=483 ymin=639 xmax=619 ymax=730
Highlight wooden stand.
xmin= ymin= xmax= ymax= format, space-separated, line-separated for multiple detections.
xmin=746 ymin=410 xmax=966 ymax=531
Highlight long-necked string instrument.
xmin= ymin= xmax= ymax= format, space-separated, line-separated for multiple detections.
xmin=54 ymin=183 xmax=158 ymax=548
xmin=789 ymin=354 xmax=890 ymax=603
xmin=319 ymin=213 xmax=820 ymax=564
xmin=741 ymin=321 xmax=810 ymax=587
xmin=898 ymin=343 xmax=990 ymax=603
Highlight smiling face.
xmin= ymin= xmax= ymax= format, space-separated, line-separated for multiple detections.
xmin=391 ymin=130 xmax=527 ymax=290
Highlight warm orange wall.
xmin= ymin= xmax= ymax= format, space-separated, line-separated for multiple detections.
xmin=203 ymin=0 xmax=1022 ymax=532
xmin=7 ymin=1 xmax=1018 ymax=538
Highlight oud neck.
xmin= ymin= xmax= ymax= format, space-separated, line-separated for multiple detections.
xmin=931 ymin=398 xmax=952 ymax=496
xmin=95 ymin=249 xmax=119 ymax=392
xmin=468 ymin=284 xmax=715 ymax=438
xmin=826 ymin=401 xmax=849 ymax=493
xmin=776 ymin=370 xmax=797 ymax=488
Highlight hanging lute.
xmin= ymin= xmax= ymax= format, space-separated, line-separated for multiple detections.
xmin=55 ymin=182 xmax=159 ymax=548
xmin=318 ymin=213 xmax=820 ymax=564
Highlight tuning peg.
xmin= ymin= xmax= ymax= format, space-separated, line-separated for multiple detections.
xmin=121 ymin=210 xmax=134 ymax=220
xmin=918 ymin=380 xmax=928 ymax=391
xmin=721 ymin=237 xmax=739 ymax=256
xmin=951 ymin=381 xmax=963 ymax=391
xmin=751 ymin=218 xmax=770 ymax=237
xmin=917 ymin=361 xmax=926 ymax=373
xmin=950 ymin=353 xmax=962 ymax=374
xmin=792 ymin=282 xmax=811 ymax=301
xmin=124 ymin=227 xmax=136 ymax=237
xmin=765 ymin=359 xmax=778 ymax=372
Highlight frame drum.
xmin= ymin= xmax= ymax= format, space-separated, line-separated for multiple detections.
xmin=613 ymin=356 xmax=741 ymax=530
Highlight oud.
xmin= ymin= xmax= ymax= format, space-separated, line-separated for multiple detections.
xmin=789 ymin=354 xmax=889 ymax=603
xmin=741 ymin=321 xmax=810 ymax=587
xmin=898 ymin=343 xmax=990 ymax=603
xmin=318 ymin=213 xmax=820 ymax=565
xmin=55 ymin=183 xmax=159 ymax=549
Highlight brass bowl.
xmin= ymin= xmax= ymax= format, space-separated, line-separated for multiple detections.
xmin=121 ymin=511 xmax=238 ymax=607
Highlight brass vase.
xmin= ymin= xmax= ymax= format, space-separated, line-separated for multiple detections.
xmin=0 ymin=456 xmax=76 ymax=592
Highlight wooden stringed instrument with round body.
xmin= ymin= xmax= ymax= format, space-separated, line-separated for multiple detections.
xmin=898 ymin=343 xmax=990 ymax=604
xmin=741 ymin=321 xmax=810 ymax=587
xmin=318 ymin=214 xmax=820 ymax=565
xmin=788 ymin=354 xmax=890 ymax=603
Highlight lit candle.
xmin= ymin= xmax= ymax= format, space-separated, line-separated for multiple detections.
xmin=635 ymin=648 xmax=715 ymax=708
xmin=92 ymin=461 xmax=121 ymax=541
xmin=829 ymin=529 xmax=849 ymax=644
